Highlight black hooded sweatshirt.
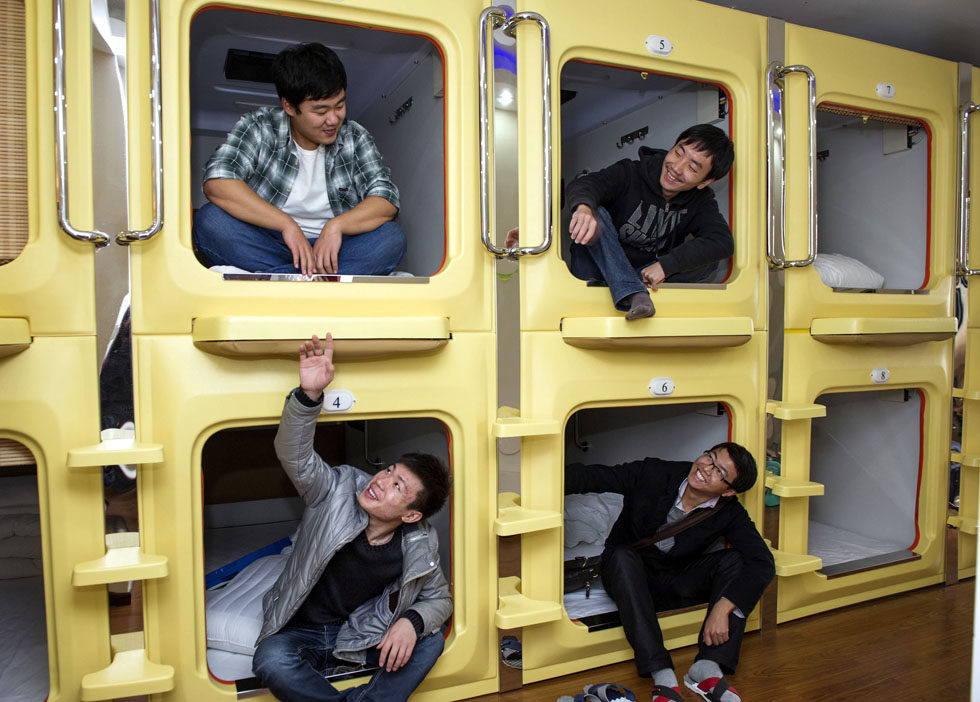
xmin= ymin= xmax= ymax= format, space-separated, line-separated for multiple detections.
xmin=564 ymin=147 xmax=734 ymax=277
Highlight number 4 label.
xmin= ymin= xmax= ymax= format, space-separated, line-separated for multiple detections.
xmin=322 ymin=390 xmax=356 ymax=413
xmin=645 ymin=35 xmax=673 ymax=57
xmin=649 ymin=377 xmax=675 ymax=396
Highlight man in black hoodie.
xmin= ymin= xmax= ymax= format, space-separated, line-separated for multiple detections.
xmin=563 ymin=124 xmax=735 ymax=320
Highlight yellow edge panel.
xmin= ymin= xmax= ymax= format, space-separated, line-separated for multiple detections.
xmin=516 ymin=330 xmax=767 ymax=679
xmin=777 ymin=333 xmax=951 ymax=619
xmin=811 ymin=317 xmax=956 ymax=336
xmin=132 ymin=332 xmax=498 ymax=700
xmin=782 ymin=23 xmax=957 ymax=328
xmin=0 ymin=336 xmax=108 ymax=701
xmin=519 ymin=0 xmax=767 ymax=332
xmin=0 ymin=0 xmax=96 ymax=335
xmin=192 ymin=316 xmax=450 ymax=342
xmin=129 ymin=0 xmax=492 ymax=336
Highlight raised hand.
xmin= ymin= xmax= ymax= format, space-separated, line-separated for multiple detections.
xmin=298 ymin=333 xmax=334 ymax=400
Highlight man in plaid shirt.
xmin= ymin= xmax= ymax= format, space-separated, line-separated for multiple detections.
xmin=193 ymin=42 xmax=405 ymax=277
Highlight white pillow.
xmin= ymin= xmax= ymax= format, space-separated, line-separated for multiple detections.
xmin=563 ymin=492 xmax=623 ymax=549
xmin=206 ymin=553 xmax=288 ymax=655
xmin=813 ymin=253 xmax=885 ymax=289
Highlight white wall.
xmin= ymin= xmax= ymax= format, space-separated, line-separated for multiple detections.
xmin=816 ymin=121 xmax=928 ymax=289
xmin=358 ymin=51 xmax=446 ymax=276
xmin=565 ymin=403 xmax=730 ymax=467
xmin=809 ymin=390 xmax=921 ymax=547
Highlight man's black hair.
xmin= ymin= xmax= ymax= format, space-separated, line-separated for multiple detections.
xmin=399 ymin=453 xmax=452 ymax=520
xmin=272 ymin=42 xmax=347 ymax=110
xmin=710 ymin=441 xmax=757 ymax=493
xmin=674 ymin=123 xmax=735 ymax=182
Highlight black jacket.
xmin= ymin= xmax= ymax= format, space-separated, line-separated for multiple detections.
xmin=565 ymin=457 xmax=774 ymax=615
xmin=564 ymin=148 xmax=734 ymax=277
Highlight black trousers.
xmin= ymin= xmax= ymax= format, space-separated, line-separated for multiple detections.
xmin=601 ymin=545 xmax=747 ymax=676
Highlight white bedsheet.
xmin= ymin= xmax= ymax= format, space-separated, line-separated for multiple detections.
xmin=564 ymin=581 xmax=618 ymax=620
xmin=207 ymin=648 xmax=256 ymax=684
xmin=808 ymin=520 xmax=909 ymax=567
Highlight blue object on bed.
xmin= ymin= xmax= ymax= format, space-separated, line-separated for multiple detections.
xmin=205 ymin=537 xmax=291 ymax=589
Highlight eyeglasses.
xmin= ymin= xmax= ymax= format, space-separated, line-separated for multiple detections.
xmin=701 ymin=450 xmax=733 ymax=488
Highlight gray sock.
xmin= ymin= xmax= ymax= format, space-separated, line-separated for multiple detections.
xmin=652 ymin=667 xmax=678 ymax=690
xmin=687 ymin=659 xmax=740 ymax=701
xmin=624 ymin=292 xmax=655 ymax=320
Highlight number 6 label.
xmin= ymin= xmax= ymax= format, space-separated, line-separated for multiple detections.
xmin=645 ymin=35 xmax=673 ymax=57
xmin=322 ymin=389 xmax=356 ymax=413
xmin=648 ymin=377 xmax=675 ymax=396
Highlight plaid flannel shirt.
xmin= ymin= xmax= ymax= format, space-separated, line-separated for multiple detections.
xmin=202 ymin=107 xmax=399 ymax=215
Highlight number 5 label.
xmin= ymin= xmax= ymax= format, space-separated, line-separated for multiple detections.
xmin=645 ymin=35 xmax=673 ymax=57
xmin=322 ymin=389 xmax=356 ymax=413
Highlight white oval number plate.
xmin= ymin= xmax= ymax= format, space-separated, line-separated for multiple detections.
xmin=322 ymin=389 xmax=356 ymax=413
xmin=649 ymin=377 xmax=676 ymax=396
xmin=645 ymin=35 xmax=673 ymax=57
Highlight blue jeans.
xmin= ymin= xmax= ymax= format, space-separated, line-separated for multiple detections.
xmin=252 ymin=623 xmax=445 ymax=702
xmin=192 ymin=202 xmax=406 ymax=275
xmin=568 ymin=206 xmax=720 ymax=310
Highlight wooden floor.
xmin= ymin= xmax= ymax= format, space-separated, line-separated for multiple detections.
xmin=105 ymin=489 xmax=974 ymax=701
xmin=468 ymin=578 xmax=974 ymax=701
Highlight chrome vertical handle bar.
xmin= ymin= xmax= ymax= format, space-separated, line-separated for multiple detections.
xmin=117 ymin=0 xmax=163 ymax=245
xmin=957 ymin=101 xmax=980 ymax=275
xmin=53 ymin=0 xmax=110 ymax=246
xmin=766 ymin=61 xmax=817 ymax=268
xmin=479 ymin=7 xmax=552 ymax=258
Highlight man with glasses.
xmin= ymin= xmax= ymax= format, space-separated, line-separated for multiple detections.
xmin=565 ymin=442 xmax=774 ymax=702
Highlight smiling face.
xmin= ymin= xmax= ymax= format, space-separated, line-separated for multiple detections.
xmin=282 ymin=90 xmax=347 ymax=150
xmin=358 ymin=463 xmax=423 ymax=526
xmin=687 ymin=447 xmax=738 ymax=498
xmin=659 ymin=140 xmax=715 ymax=199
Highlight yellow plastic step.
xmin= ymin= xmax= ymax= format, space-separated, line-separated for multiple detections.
xmin=72 ymin=532 xmax=168 ymax=586
xmin=765 ymin=475 xmax=825 ymax=497
xmin=0 ymin=317 xmax=30 ymax=358
xmin=494 ymin=492 xmax=561 ymax=536
xmin=771 ymin=548 xmax=822 ymax=577
xmin=948 ymin=516 xmax=978 ymax=535
xmin=492 ymin=406 xmax=560 ymax=438
xmin=765 ymin=400 xmax=827 ymax=421
xmin=80 ymin=632 xmax=174 ymax=701
xmin=495 ymin=576 xmax=562 ymax=629
xmin=67 ymin=428 xmax=163 ymax=469
xmin=952 ymin=452 xmax=980 ymax=468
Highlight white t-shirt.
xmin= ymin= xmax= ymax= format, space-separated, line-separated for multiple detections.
xmin=281 ymin=140 xmax=335 ymax=239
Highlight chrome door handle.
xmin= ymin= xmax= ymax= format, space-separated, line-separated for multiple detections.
xmin=766 ymin=61 xmax=817 ymax=268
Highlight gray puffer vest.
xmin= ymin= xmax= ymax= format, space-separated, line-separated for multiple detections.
xmin=257 ymin=392 xmax=452 ymax=663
